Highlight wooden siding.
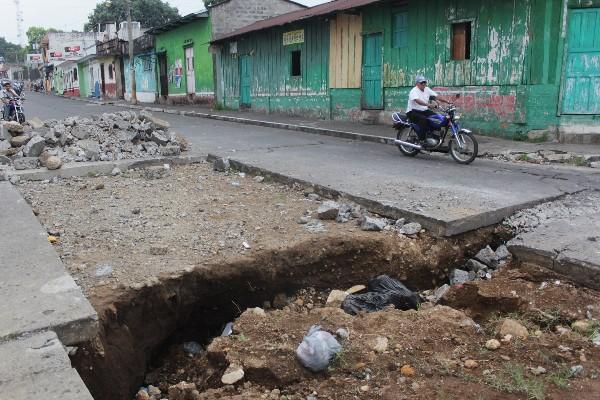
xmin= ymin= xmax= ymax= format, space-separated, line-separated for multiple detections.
xmin=329 ymin=13 xmax=363 ymax=89
xmin=220 ymin=19 xmax=329 ymax=100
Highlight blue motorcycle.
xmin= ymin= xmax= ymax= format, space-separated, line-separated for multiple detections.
xmin=392 ymin=96 xmax=478 ymax=164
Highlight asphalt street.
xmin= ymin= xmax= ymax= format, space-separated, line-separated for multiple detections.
xmin=23 ymin=92 xmax=600 ymax=235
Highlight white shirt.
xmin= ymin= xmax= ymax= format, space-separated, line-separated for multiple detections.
xmin=407 ymin=86 xmax=438 ymax=112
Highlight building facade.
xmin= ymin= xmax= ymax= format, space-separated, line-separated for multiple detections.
xmin=213 ymin=0 xmax=600 ymax=141
xmin=123 ymin=34 xmax=158 ymax=103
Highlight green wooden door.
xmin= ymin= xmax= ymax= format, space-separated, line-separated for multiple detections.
xmin=240 ymin=55 xmax=252 ymax=107
xmin=362 ymin=33 xmax=383 ymax=109
xmin=563 ymin=8 xmax=600 ymax=114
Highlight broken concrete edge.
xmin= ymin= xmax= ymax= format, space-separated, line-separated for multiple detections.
xmin=0 ymin=315 xmax=99 ymax=348
xmin=2 ymin=154 xmax=204 ymax=181
xmin=509 ymin=243 xmax=600 ymax=290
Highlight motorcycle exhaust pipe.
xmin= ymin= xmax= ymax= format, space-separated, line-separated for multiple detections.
xmin=394 ymin=139 xmax=422 ymax=150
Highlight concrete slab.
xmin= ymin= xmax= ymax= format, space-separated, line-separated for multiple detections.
xmin=0 ymin=331 xmax=93 ymax=400
xmin=508 ymin=212 xmax=600 ymax=289
xmin=0 ymin=182 xmax=97 ymax=344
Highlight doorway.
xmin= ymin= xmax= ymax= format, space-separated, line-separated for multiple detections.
xmin=158 ymin=53 xmax=169 ymax=98
xmin=185 ymin=46 xmax=195 ymax=95
xmin=239 ymin=55 xmax=252 ymax=108
xmin=361 ymin=33 xmax=383 ymax=109
xmin=100 ymin=63 xmax=106 ymax=97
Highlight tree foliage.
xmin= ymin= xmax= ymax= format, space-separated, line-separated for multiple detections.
xmin=84 ymin=0 xmax=180 ymax=31
xmin=26 ymin=27 xmax=61 ymax=53
xmin=0 ymin=37 xmax=25 ymax=63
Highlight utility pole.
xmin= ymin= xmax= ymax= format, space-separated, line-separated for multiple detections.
xmin=126 ymin=0 xmax=137 ymax=104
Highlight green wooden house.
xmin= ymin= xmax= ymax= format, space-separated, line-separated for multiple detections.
xmin=148 ymin=12 xmax=214 ymax=103
xmin=212 ymin=0 xmax=600 ymax=141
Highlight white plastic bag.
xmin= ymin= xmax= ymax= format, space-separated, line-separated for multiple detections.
xmin=296 ymin=325 xmax=342 ymax=372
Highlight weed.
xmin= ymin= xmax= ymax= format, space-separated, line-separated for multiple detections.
xmin=516 ymin=154 xmax=531 ymax=162
xmin=329 ymin=348 xmax=349 ymax=370
xmin=569 ymin=155 xmax=588 ymax=167
xmin=548 ymin=364 xmax=573 ymax=389
xmin=436 ymin=391 xmax=456 ymax=400
xmin=231 ymin=333 xmax=248 ymax=342
xmin=484 ymin=363 xmax=545 ymax=400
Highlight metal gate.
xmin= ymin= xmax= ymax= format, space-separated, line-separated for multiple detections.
xmin=562 ymin=8 xmax=600 ymax=114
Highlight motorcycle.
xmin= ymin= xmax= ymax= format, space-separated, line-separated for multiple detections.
xmin=2 ymin=97 xmax=26 ymax=123
xmin=392 ymin=95 xmax=478 ymax=164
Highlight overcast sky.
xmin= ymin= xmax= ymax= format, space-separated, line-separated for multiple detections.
xmin=1 ymin=0 xmax=331 ymax=47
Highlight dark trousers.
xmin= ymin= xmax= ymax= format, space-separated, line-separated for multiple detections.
xmin=407 ymin=109 xmax=435 ymax=140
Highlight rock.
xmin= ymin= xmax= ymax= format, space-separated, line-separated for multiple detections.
xmin=360 ymin=215 xmax=387 ymax=231
xmin=399 ymin=222 xmax=422 ymax=236
xmin=400 ymin=364 xmax=415 ymax=377
xmin=135 ymin=389 xmax=150 ymax=400
xmin=571 ymin=365 xmax=584 ymax=376
xmin=432 ymin=284 xmax=450 ymax=303
xmin=394 ymin=218 xmax=406 ymax=229
xmin=0 ymin=155 xmax=11 ymax=166
xmin=59 ymin=133 xmax=74 ymax=147
xmin=10 ymin=134 xmax=31 ymax=147
xmin=111 ymin=167 xmax=122 ymax=176
xmin=253 ymin=175 xmax=265 ymax=183
xmin=23 ymin=135 xmax=46 ymax=157
xmin=591 ymin=161 xmax=600 ymax=169
xmin=150 ymin=131 xmax=169 ymax=146
xmin=168 ymin=382 xmax=198 ymax=400
xmin=63 ymin=117 xmax=77 ymax=127
xmin=94 ymin=264 xmax=113 ymax=277
xmin=13 ymin=157 xmax=39 ymax=170
xmin=499 ymin=318 xmax=529 ymax=339
xmin=571 ymin=320 xmax=591 ymax=335
xmin=545 ymin=152 xmax=573 ymax=162
xmin=28 ymin=116 xmax=44 ymax=130
xmin=147 ymin=386 xmax=161 ymax=398
xmin=465 ymin=259 xmax=488 ymax=272
xmin=141 ymin=111 xmax=170 ymax=130
xmin=326 ymin=290 xmax=349 ymax=305
xmin=307 ymin=193 xmax=321 ymax=201
xmin=297 ymin=215 xmax=311 ymax=224
xmin=346 ymin=285 xmax=366 ymax=294
xmin=159 ymin=145 xmax=181 ymax=157
xmin=0 ymin=140 xmax=10 ymax=153
xmin=495 ymin=245 xmax=510 ymax=260
xmin=183 ymin=341 xmax=202 ymax=355
xmin=336 ymin=328 xmax=349 ymax=340
xmin=150 ymin=246 xmax=168 ymax=256
xmin=4 ymin=121 xmax=24 ymax=135
xmin=78 ymin=139 xmax=100 ymax=161
xmin=248 ymin=307 xmax=266 ymax=317
xmin=530 ymin=366 xmax=547 ymax=376
xmin=485 ymin=339 xmax=501 ymax=350
xmin=464 ymin=359 xmax=479 ymax=369
xmin=45 ymin=156 xmax=62 ymax=170
xmin=213 ymin=157 xmax=230 ymax=172
xmin=369 ymin=336 xmax=389 ymax=353
xmin=359 ymin=385 xmax=370 ymax=392
xmin=317 ymin=200 xmax=340 ymax=220
xmin=474 ymin=245 xmax=497 ymax=267
xmin=449 ymin=269 xmax=471 ymax=285
xmin=221 ymin=364 xmax=244 ymax=385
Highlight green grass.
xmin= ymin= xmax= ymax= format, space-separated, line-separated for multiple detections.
xmin=568 ymin=155 xmax=589 ymax=167
xmin=548 ymin=364 xmax=574 ymax=390
xmin=484 ymin=363 xmax=546 ymax=400
xmin=516 ymin=154 xmax=532 ymax=162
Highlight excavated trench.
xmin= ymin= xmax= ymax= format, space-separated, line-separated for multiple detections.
xmin=71 ymin=227 xmax=505 ymax=400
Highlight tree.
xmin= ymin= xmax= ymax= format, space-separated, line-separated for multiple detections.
xmin=26 ymin=27 xmax=61 ymax=53
xmin=0 ymin=37 xmax=25 ymax=63
xmin=84 ymin=0 xmax=180 ymax=31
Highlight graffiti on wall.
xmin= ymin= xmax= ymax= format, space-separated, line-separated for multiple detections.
xmin=168 ymin=59 xmax=183 ymax=88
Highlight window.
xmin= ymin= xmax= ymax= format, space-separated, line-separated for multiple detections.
xmin=451 ymin=22 xmax=472 ymax=60
xmin=290 ymin=50 xmax=301 ymax=77
xmin=73 ymin=68 xmax=78 ymax=81
xmin=393 ymin=11 xmax=409 ymax=48
xmin=108 ymin=64 xmax=114 ymax=79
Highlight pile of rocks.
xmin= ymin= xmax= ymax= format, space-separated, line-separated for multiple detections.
xmin=482 ymin=149 xmax=600 ymax=168
xmin=449 ymin=244 xmax=511 ymax=285
xmin=0 ymin=110 xmax=186 ymax=171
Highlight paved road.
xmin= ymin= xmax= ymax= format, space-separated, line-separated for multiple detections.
xmin=23 ymin=92 xmax=600 ymax=235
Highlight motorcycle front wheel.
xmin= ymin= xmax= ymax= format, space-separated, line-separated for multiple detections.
xmin=450 ymin=131 xmax=478 ymax=164
xmin=396 ymin=127 xmax=420 ymax=157
xmin=17 ymin=113 xmax=25 ymax=124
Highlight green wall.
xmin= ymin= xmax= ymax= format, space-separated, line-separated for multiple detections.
xmin=154 ymin=17 xmax=213 ymax=96
xmin=219 ymin=19 xmax=330 ymax=118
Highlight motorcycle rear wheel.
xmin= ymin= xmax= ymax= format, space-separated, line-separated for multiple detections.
xmin=396 ymin=127 xmax=420 ymax=157
xmin=450 ymin=131 xmax=478 ymax=164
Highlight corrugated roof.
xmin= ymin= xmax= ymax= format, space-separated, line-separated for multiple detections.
xmin=212 ymin=0 xmax=381 ymax=43
xmin=208 ymin=0 xmax=307 ymax=9
xmin=147 ymin=11 xmax=209 ymax=34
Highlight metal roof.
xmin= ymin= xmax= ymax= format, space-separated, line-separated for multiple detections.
xmin=147 ymin=11 xmax=209 ymax=34
xmin=208 ymin=0 xmax=307 ymax=9
xmin=212 ymin=0 xmax=382 ymax=43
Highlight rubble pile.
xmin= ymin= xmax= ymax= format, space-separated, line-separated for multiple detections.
xmin=0 ymin=110 xmax=186 ymax=171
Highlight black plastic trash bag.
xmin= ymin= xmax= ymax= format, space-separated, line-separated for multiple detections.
xmin=341 ymin=275 xmax=420 ymax=315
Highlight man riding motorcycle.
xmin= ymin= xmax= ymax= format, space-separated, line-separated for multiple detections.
xmin=406 ymin=76 xmax=452 ymax=147
xmin=1 ymin=80 xmax=19 ymax=120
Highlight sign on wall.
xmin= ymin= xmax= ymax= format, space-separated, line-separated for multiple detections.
xmin=283 ymin=29 xmax=304 ymax=46
xmin=27 ymin=54 xmax=43 ymax=65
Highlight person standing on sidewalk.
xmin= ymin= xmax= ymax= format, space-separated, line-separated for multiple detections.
xmin=406 ymin=76 xmax=451 ymax=144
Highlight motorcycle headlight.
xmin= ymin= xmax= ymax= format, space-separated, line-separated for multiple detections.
xmin=454 ymin=114 xmax=461 ymax=120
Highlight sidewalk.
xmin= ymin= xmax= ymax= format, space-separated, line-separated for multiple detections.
xmin=64 ymin=94 xmax=600 ymax=168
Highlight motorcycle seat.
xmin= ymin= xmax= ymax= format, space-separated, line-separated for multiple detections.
xmin=392 ymin=112 xmax=411 ymax=128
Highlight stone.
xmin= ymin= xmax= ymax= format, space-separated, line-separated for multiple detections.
xmin=71 ymin=127 xmax=89 ymax=140
xmin=474 ymin=245 xmax=497 ymax=267
xmin=399 ymin=222 xmax=422 ymax=236
xmin=45 ymin=156 xmax=62 ymax=170
xmin=571 ymin=320 xmax=591 ymax=335
xmin=253 ymin=175 xmax=265 ymax=183
xmin=10 ymin=134 xmax=31 ymax=147
xmin=400 ymin=364 xmax=415 ymax=377
xmin=248 ymin=307 xmax=266 ymax=317
xmin=591 ymin=161 xmax=600 ymax=169
xmin=346 ymin=285 xmax=366 ymax=294
xmin=28 ymin=116 xmax=44 ymax=129
xmin=0 ymin=155 xmax=11 ymax=166
xmin=326 ymin=289 xmax=349 ymax=305
xmin=432 ymin=284 xmax=450 ymax=303
xmin=449 ymin=269 xmax=471 ymax=285
xmin=360 ymin=385 xmax=370 ymax=392
xmin=168 ymin=382 xmax=198 ymax=400
xmin=150 ymin=131 xmax=169 ymax=146
xmin=59 ymin=133 xmax=74 ymax=147
xmin=147 ymin=386 xmax=161 ymax=398
xmin=360 ymin=215 xmax=387 ymax=231
xmin=394 ymin=218 xmax=406 ymax=229
xmin=111 ymin=167 xmax=121 ymax=176
xmin=213 ymin=157 xmax=230 ymax=172
xmin=78 ymin=139 xmax=100 ymax=161
xmin=159 ymin=145 xmax=181 ymax=157
xmin=94 ymin=264 xmax=113 ymax=277
xmin=135 ymin=389 xmax=150 ymax=400
xmin=545 ymin=152 xmax=573 ymax=162
xmin=221 ymin=364 xmax=244 ymax=385
xmin=141 ymin=111 xmax=171 ymax=130
xmin=13 ymin=157 xmax=39 ymax=170
xmin=297 ymin=215 xmax=311 ymax=224
xmin=464 ymin=359 xmax=479 ymax=369
xmin=495 ymin=245 xmax=510 ymax=261
xmin=0 ymin=140 xmax=10 ymax=153
xmin=317 ymin=200 xmax=340 ymax=220
xmin=307 ymin=193 xmax=321 ymax=201
xmin=465 ymin=258 xmax=488 ymax=272
xmin=530 ymin=366 xmax=547 ymax=376
xmin=485 ymin=339 xmax=501 ymax=350
xmin=272 ymin=293 xmax=288 ymax=309
xmin=4 ymin=121 xmax=24 ymax=135
xmin=571 ymin=365 xmax=584 ymax=376
xmin=183 ymin=341 xmax=202 ymax=355
xmin=23 ymin=135 xmax=46 ymax=157
xmin=336 ymin=328 xmax=349 ymax=340
xmin=369 ymin=336 xmax=389 ymax=353
xmin=499 ymin=319 xmax=529 ymax=339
